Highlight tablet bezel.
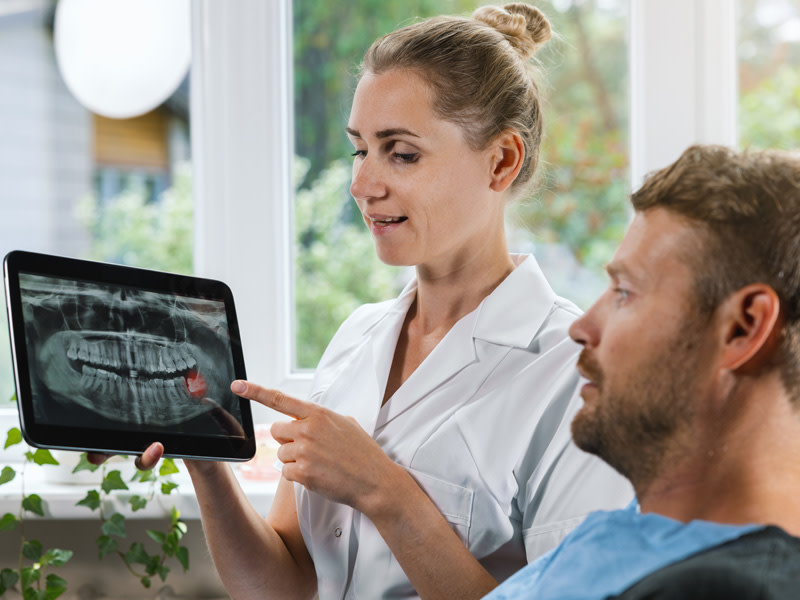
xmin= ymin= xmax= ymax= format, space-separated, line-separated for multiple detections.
xmin=4 ymin=250 xmax=255 ymax=462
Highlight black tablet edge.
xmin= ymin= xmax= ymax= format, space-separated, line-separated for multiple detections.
xmin=3 ymin=250 xmax=256 ymax=462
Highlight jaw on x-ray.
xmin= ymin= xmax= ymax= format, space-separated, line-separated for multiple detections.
xmin=20 ymin=274 xmax=238 ymax=430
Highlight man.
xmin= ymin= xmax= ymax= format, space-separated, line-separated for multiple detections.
xmin=484 ymin=144 xmax=800 ymax=599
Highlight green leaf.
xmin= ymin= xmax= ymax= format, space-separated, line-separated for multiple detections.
xmin=30 ymin=449 xmax=59 ymax=466
xmin=124 ymin=542 xmax=150 ymax=566
xmin=44 ymin=573 xmax=68 ymax=599
xmin=146 ymin=529 xmax=166 ymax=544
xmin=156 ymin=564 xmax=170 ymax=581
xmin=96 ymin=535 xmax=118 ymax=559
xmin=158 ymin=458 xmax=179 ymax=476
xmin=0 ymin=466 xmax=15 ymax=486
xmin=41 ymin=549 xmax=72 ymax=567
xmin=4 ymin=427 xmax=22 ymax=449
xmin=129 ymin=495 xmax=148 ymax=511
xmin=140 ymin=576 xmax=151 ymax=588
xmin=170 ymin=505 xmax=181 ymax=524
xmin=23 ymin=585 xmax=40 ymax=600
xmin=101 ymin=470 xmax=129 ymax=494
xmin=176 ymin=546 xmax=189 ymax=571
xmin=22 ymin=494 xmax=45 ymax=516
xmin=101 ymin=512 xmax=126 ymax=538
xmin=0 ymin=513 xmax=18 ymax=531
xmin=144 ymin=555 xmax=161 ymax=576
xmin=160 ymin=481 xmax=178 ymax=495
xmin=72 ymin=453 xmax=100 ymax=473
xmin=76 ymin=490 xmax=101 ymax=511
xmin=131 ymin=468 xmax=156 ymax=483
xmin=21 ymin=566 xmax=40 ymax=590
xmin=1 ymin=568 xmax=19 ymax=591
xmin=8 ymin=394 xmax=15 ymax=404
xmin=22 ymin=540 xmax=43 ymax=561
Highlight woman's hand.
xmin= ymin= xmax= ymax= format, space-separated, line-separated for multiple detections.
xmin=232 ymin=380 xmax=399 ymax=513
xmin=86 ymin=441 xmax=164 ymax=470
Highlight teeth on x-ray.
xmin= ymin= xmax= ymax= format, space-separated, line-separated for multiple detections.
xmin=21 ymin=275 xmax=234 ymax=427
xmin=67 ymin=338 xmax=196 ymax=377
xmin=56 ymin=333 xmax=210 ymax=425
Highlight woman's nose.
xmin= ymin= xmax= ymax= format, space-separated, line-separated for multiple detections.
xmin=350 ymin=155 xmax=387 ymax=200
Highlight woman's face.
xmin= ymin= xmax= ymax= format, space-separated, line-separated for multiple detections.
xmin=347 ymin=69 xmax=507 ymax=273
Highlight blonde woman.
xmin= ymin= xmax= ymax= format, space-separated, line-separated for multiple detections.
xmin=94 ymin=4 xmax=631 ymax=598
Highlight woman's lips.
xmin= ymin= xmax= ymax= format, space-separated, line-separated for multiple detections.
xmin=366 ymin=214 xmax=408 ymax=234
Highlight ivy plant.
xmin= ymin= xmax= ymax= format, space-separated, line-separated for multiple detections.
xmin=0 ymin=394 xmax=190 ymax=598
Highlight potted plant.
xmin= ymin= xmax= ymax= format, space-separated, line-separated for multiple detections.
xmin=0 ymin=394 xmax=190 ymax=599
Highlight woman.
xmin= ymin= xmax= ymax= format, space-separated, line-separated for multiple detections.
xmin=97 ymin=3 xmax=630 ymax=598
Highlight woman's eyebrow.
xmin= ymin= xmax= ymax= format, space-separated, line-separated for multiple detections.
xmin=345 ymin=127 xmax=420 ymax=139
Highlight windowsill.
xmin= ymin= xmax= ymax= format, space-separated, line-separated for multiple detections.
xmin=0 ymin=462 xmax=279 ymax=520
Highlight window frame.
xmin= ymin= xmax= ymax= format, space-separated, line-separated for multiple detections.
xmin=189 ymin=0 xmax=738 ymax=407
xmin=0 ymin=0 xmax=740 ymax=437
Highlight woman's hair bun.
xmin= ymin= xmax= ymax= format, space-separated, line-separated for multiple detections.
xmin=472 ymin=3 xmax=552 ymax=59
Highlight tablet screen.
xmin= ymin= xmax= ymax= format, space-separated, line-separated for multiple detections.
xmin=4 ymin=251 xmax=255 ymax=461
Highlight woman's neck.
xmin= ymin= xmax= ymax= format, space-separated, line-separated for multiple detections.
xmin=412 ymin=248 xmax=516 ymax=335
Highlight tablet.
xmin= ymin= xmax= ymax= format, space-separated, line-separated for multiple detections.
xmin=4 ymin=250 xmax=255 ymax=461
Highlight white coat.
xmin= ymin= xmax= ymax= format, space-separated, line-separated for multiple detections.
xmin=295 ymin=254 xmax=633 ymax=599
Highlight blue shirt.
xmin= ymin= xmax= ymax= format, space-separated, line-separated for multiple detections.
xmin=483 ymin=503 xmax=761 ymax=600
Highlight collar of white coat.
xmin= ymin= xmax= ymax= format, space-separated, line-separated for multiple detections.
xmin=362 ymin=254 xmax=558 ymax=350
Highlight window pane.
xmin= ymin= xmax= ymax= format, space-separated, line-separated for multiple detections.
xmin=737 ymin=0 xmax=800 ymax=149
xmin=292 ymin=0 xmax=629 ymax=369
xmin=0 ymin=2 xmax=192 ymax=403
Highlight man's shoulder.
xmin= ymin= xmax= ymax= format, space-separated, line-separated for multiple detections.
xmin=611 ymin=526 xmax=800 ymax=600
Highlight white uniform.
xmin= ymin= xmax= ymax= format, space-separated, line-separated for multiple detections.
xmin=295 ymin=254 xmax=633 ymax=599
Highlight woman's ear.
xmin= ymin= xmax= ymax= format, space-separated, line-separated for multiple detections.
xmin=488 ymin=129 xmax=524 ymax=193
xmin=718 ymin=283 xmax=782 ymax=373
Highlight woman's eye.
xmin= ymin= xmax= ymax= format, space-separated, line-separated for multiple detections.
xmin=351 ymin=150 xmax=366 ymax=159
xmin=614 ymin=288 xmax=630 ymax=303
xmin=393 ymin=152 xmax=418 ymax=163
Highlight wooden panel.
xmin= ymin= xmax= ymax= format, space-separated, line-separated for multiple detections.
xmin=93 ymin=109 xmax=169 ymax=170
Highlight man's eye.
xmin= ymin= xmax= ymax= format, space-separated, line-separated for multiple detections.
xmin=614 ymin=288 xmax=630 ymax=302
xmin=351 ymin=150 xmax=366 ymax=159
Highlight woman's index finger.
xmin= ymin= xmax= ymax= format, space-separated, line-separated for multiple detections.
xmin=231 ymin=380 xmax=310 ymax=419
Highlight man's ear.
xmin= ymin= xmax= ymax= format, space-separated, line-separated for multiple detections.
xmin=488 ymin=129 xmax=524 ymax=193
xmin=719 ymin=284 xmax=782 ymax=373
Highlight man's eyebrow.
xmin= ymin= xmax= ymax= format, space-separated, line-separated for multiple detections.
xmin=606 ymin=261 xmax=644 ymax=285
xmin=345 ymin=127 xmax=420 ymax=139
xmin=605 ymin=262 xmax=631 ymax=281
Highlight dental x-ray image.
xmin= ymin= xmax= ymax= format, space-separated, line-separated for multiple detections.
xmin=18 ymin=273 xmax=244 ymax=435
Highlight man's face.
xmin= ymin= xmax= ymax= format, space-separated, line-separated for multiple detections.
xmin=568 ymin=208 xmax=718 ymax=488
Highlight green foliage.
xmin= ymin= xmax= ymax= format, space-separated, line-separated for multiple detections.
xmin=0 ymin=426 xmax=73 ymax=599
xmin=0 ymin=467 xmax=14 ymax=486
xmin=76 ymin=163 xmax=194 ymax=275
xmin=4 ymin=429 xmax=21 ymax=450
xmin=293 ymin=158 xmax=404 ymax=368
xmin=1 ymin=394 xmax=189 ymax=598
xmin=739 ymin=65 xmax=800 ymax=150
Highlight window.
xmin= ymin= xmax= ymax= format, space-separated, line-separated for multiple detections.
xmin=737 ymin=0 xmax=800 ymax=149
xmin=190 ymin=0 xmax=744 ymax=405
xmin=3 ymin=1 xmax=746 ymax=424
xmin=291 ymin=0 xmax=629 ymax=369
xmin=0 ymin=1 xmax=192 ymax=415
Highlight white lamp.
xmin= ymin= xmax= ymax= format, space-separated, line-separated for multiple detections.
xmin=54 ymin=0 xmax=191 ymax=120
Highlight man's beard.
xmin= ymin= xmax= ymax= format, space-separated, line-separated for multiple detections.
xmin=571 ymin=325 xmax=705 ymax=492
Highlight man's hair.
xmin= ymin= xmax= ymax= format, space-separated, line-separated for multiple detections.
xmin=631 ymin=144 xmax=800 ymax=399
